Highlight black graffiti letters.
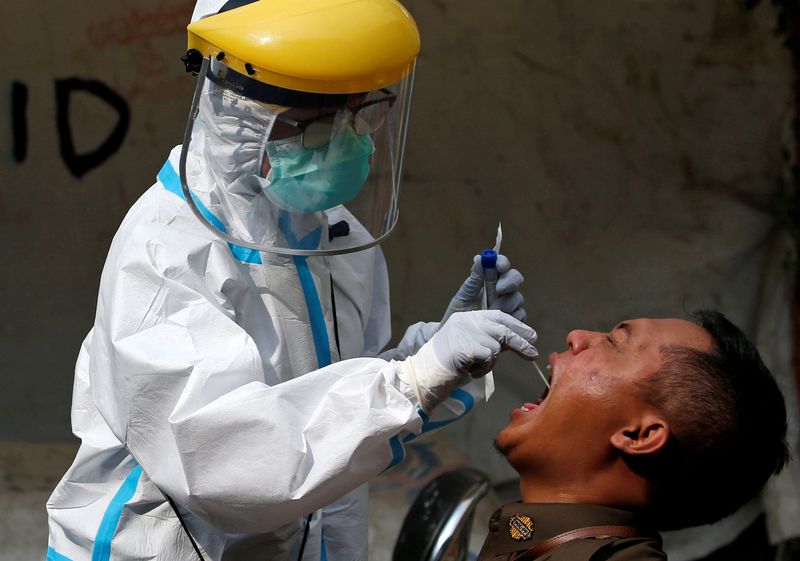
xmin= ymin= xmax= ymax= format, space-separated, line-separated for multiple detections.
xmin=9 ymin=78 xmax=130 ymax=178
xmin=56 ymin=78 xmax=130 ymax=178
xmin=11 ymin=81 xmax=28 ymax=163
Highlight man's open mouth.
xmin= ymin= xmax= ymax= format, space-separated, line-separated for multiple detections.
xmin=515 ymin=364 xmax=552 ymax=414
xmin=538 ymin=385 xmax=549 ymax=402
xmin=537 ymin=363 xmax=552 ymax=401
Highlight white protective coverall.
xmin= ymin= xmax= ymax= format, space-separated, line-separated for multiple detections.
xmin=45 ymin=142 xmax=492 ymax=561
xmin=46 ymin=1 xmax=537 ymax=559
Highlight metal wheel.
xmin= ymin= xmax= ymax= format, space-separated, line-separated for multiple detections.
xmin=392 ymin=468 xmax=490 ymax=561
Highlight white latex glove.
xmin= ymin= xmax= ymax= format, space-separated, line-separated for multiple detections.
xmin=379 ymin=321 xmax=440 ymax=361
xmin=396 ymin=310 xmax=538 ymax=412
xmin=442 ymin=254 xmax=526 ymax=324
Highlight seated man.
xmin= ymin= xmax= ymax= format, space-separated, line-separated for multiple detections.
xmin=479 ymin=310 xmax=789 ymax=561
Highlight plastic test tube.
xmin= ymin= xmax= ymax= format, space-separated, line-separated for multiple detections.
xmin=482 ymin=246 xmax=550 ymax=390
xmin=481 ymin=249 xmax=498 ymax=308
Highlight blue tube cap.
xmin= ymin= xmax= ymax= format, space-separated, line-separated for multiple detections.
xmin=481 ymin=249 xmax=497 ymax=269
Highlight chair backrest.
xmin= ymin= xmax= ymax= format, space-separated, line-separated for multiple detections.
xmin=392 ymin=467 xmax=491 ymax=561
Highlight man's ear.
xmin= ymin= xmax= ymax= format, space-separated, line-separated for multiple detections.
xmin=610 ymin=415 xmax=670 ymax=456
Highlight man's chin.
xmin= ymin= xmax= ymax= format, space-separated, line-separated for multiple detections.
xmin=492 ymin=435 xmax=510 ymax=457
xmin=492 ymin=438 xmax=502 ymax=455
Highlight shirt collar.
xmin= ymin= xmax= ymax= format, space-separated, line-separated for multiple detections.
xmin=485 ymin=502 xmax=655 ymax=556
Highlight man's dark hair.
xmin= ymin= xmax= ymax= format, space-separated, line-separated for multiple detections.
xmin=634 ymin=309 xmax=789 ymax=530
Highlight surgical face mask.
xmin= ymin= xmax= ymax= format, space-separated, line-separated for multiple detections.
xmin=261 ymin=127 xmax=374 ymax=213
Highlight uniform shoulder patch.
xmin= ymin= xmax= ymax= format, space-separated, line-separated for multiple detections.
xmin=508 ymin=514 xmax=535 ymax=541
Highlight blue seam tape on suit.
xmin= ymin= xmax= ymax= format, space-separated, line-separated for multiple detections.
xmin=91 ymin=464 xmax=143 ymax=561
xmin=292 ymin=256 xmax=332 ymax=368
xmin=276 ymin=210 xmax=331 ymax=368
xmin=402 ymin=388 xmax=475 ymax=444
xmin=158 ymin=161 xmax=262 ymax=265
xmin=47 ymin=547 xmax=73 ymax=561
xmin=386 ymin=434 xmax=406 ymax=469
xmin=389 ymin=388 xmax=475 ymax=468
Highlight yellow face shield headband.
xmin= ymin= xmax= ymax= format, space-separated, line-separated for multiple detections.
xmin=183 ymin=0 xmax=420 ymax=95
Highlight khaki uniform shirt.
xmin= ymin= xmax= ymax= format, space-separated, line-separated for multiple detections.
xmin=476 ymin=503 xmax=666 ymax=561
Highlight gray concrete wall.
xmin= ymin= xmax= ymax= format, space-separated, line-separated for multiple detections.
xmin=1 ymin=0 xmax=792 ymax=477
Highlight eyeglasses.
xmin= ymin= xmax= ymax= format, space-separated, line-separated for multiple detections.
xmin=275 ymin=89 xmax=397 ymax=149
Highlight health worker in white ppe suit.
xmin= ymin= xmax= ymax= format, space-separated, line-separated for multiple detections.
xmin=46 ymin=1 xmax=537 ymax=560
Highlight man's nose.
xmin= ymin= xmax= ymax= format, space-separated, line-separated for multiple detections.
xmin=566 ymin=329 xmax=597 ymax=354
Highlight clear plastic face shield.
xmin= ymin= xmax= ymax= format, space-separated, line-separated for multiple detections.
xmin=179 ymin=56 xmax=414 ymax=256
